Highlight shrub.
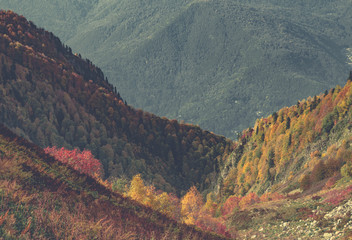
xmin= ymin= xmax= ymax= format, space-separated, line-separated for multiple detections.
xmin=260 ymin=192 xmax=285 ymax=202
xmin=325 ymin=157 xmax=342 ymax=177
xmin=300 ymin=174 xmax=311 ymax=191
xmin=44 ymin=146 xmax=103 ymax=178
xmin=321 ymin=112 xmax=335 ymax=133
xmin=239 ymin=192 xmax=259 ymax=208
xmin=311 ymin=160 xmax=326 ymax=182
xmin=323 ymin=174 xmax=339 ymax=190
xmin=341 ymin=162 xmax=352 ymax=178
xmin=221 ymin=195 xmax=240 ymax=216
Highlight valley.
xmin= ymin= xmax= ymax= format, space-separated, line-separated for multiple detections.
xmin=1 ymin=2 xmax=352 ymax=238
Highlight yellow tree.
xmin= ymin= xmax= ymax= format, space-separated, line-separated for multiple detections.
xmin=155 ymin=192 xmax=178 ymax=218
xmin=127 ymin=174 xmax=146 ymax=203
xmin=144 ymin=185 xmax=157 ymax=208
xmin=181 ymin=186 xmax=204 ymax=225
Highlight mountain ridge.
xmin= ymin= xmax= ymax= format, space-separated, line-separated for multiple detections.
xmin=0 ymin=10 xmax=232 ymax=195
xmin=1 ymin=0 xmax=351 ymax=137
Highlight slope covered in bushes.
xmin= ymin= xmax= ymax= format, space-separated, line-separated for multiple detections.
xmin=0 ymin=123 xmax=228 ymax=239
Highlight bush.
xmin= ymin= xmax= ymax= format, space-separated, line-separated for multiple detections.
xmin=44 ymin=146 xmax=103 ymax=178
xmin=341 ymin=162 xmax=352 ymax=178
xmin=239 ymin=192 xmax=259 ymax=208
xmin=221 ymin=195 xmax=240 ymax=216
xmin=322 ymin=112 xmax=336 ymax=133
xmin=311 ymin=160 xmax=326 ymax=182
xmin=300 ymin=174 xmax=311 ymax=191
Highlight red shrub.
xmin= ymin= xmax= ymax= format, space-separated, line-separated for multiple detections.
xmin=260 ymin=192 xmax=285 ymax=202
xmin=195 ymin=215 xmax=232 ymax=238
xmin=323 ymin=185 xmax=352 ymax=205
xmin=44 ymin=146 xmax=103 ymax=178
xmin=239 ymin=192 xmax=260 ymax=208
xmin=221 ymin=195 xmax=240 ymax=216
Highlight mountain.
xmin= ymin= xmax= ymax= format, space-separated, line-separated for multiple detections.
xmin=3 ymin=8 xmax=352 ymax=239
xmin=0 ymin=123 xmax=227 ymax=239
xmin=170 ymin=59 xmax=352 ymax=238
xmin=218 ymin=74 xmax=352 ymax=198
xmin=1 ymin=0 xmax=352 ymax=137
xmin=0 ymin=10 xmax=232 ymax=195
xmin=210 ymin=74 xmax=352 ymax=239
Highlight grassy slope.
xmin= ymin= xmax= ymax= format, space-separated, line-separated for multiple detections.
xmin=0 ymin=123 xmax=227 ymax=240
xmin=1 ymin=0 xmax=352 ymax=137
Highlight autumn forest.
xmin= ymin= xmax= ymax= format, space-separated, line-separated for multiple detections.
xmin=2 ymin=6 xmax=352 ymax=240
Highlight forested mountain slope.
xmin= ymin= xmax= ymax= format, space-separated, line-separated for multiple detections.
xmin=3 ymin=7 xmax=352 ymax=239
xmin=0 ymin=10 xmax=232 ymax=194
xmin=209 ymin=74 xmax=352 ymax=239
xmin=218 ymin=74 xmax=352 ymax=198
xmin=1 ymin=0 xmax=351 ymax=137
xmin=0 ymin=123 xmax=227 ymax=240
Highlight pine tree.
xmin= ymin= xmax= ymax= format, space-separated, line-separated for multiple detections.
xmin=286 ymin=117 xmax=291 ymax=130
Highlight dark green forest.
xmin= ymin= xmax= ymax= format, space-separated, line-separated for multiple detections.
xmin=1 ymin=0 xmax=352 ymax=137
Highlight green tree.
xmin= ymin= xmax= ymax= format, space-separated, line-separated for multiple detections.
xmin=272 ymin=112 xmax=278 ymax=122
xmin=322 ymin=112 xmax=335 ymax=133
xmin=268 ymin=148 xmax=275 ymax=168
xmin=286 ymin=117 xmax=291 ymax=130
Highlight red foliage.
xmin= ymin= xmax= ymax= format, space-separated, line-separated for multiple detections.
xmin=44 ymin=146 xmax=103 ymax=178
xmin=323 ymin=174 xmax=340 ymax=190
xmin=323 ymin=185 xmax=352 ymax=206
xmin=239 ymin=192 xmax=260 ymax=208
xmin=195 ymin=215 xmax=233 ymax=238
xmin=221 ymin=195 xmax=240 ymax=216
xmin=259 ymin=192 xmax=285 ymax=202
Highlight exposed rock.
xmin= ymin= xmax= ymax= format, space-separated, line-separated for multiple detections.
xmin=325 ymin=199 xmax=352 ymax=219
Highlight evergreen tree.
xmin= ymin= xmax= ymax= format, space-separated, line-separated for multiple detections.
xmin=286 ymin=117 xmax=291 ymax=130
xmin=272 ymin=112 xmax=278 ymax=122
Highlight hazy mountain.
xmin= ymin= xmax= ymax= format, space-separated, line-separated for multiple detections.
xmin=1 ymin=0 xmax=352 ymax=137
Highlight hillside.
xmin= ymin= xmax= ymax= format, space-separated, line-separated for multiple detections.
xmin=218 ymin=74 xmax=352 ymax=198
xmin=1 ymin=0 xmax=352 ymax=137
xmin=0 ymin=123 xmax=227 ymax=239
xmin=0 ymin=10 xmax=232 ymax=195
xmin=204 ymin=74 xmax=352 ymax=239
xmin=2 ymin=7 xmax=352 ymax=239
